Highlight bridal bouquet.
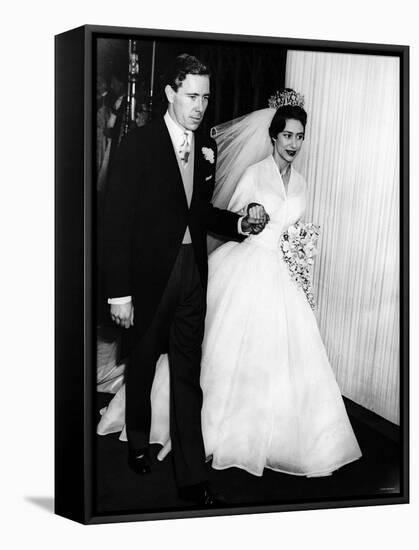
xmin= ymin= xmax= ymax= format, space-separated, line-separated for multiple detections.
xmin=280 ymin=221 xmax=320 ymax=310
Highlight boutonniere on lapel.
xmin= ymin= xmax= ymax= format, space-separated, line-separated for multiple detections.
xmin=201 ymin=147 xmax=215 ymax=164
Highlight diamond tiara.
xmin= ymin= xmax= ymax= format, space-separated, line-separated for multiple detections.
xmin=268 ymin=89 xmax=305 ymax=109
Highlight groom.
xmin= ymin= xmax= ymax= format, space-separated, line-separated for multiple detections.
xmin=104 ymin=54 xmax=267 ymax=505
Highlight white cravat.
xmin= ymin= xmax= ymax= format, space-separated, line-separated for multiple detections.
xmin=179 ymin=131 xmax=191 ymax=164
xmin=164 ymin=112 xmax=193 ymax=164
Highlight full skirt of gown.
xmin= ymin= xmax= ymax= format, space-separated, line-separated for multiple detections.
xmin=199 ymin=237 xmax=362 ymax=476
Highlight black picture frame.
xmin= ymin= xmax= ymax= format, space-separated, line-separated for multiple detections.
xmin=55 ymin=24 xmax=409 ymax=525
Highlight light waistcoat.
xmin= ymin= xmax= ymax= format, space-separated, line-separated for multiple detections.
xmin=174 ymin=141 xmax=194 ymax=244
xmin=164 ymin=111 xmax=195 ymax=244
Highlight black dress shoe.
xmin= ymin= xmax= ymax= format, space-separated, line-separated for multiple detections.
xmin=179 ymin=483 xmax=228 ymax=507
xmin=128 ymin=449 xmax=151 ymax=475
xmin=200 ymin=488 xmax=228 ymax=507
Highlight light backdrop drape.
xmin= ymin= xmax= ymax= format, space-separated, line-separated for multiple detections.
xmin=286 ymin=51 xmax=400 ymax=424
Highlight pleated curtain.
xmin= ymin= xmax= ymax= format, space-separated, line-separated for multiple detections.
xmin=286 ymin=51 xmax=400 ymax=424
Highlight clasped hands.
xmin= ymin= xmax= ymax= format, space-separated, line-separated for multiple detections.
xmin=241 ymin=203 xmax=270 ymax=234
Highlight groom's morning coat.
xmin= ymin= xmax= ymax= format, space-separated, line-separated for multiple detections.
xmin=104 ymin=117 xmax=240 ymax=340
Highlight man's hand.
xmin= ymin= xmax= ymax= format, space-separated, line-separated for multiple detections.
xmin=110 ymin=302 xmax=134 ymax=329
xmin=242 ymin=203 xmax=270 ymax=235
xmin=157 ymin=440 xmax=172 ymax=461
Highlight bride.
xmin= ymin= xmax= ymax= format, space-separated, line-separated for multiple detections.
xmin=98 ymin=89 xmax=362 ymax=477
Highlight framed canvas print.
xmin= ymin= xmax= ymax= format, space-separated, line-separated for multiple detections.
xmin=55 ymin=24 xmax=409 ymax=524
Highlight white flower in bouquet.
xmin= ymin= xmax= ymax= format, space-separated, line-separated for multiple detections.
xmin=280 ymin=221 xmax=320 ymax=310
xmin=288 ymin=224 xmax=299 ymax=237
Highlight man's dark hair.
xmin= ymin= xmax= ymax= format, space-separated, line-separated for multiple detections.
xmin=163 ymin=53 xmax=211 ymax=92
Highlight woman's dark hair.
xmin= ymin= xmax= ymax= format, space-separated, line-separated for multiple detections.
xmin=269 ymin=105 xmax=307 ymax=140
xmin=163 ymin=53 xmax=211 ymax=92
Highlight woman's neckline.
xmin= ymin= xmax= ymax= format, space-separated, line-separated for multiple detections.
xmin=270 ymin=155 xmax=292 ymax=197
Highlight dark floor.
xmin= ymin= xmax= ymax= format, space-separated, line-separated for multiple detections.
xmin=94 ymin=392 xmax=401 ymax=515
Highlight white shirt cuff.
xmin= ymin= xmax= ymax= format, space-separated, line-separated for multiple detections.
xmin=108 ymin=296 xmax=132 ymax=305
xmin=238 ymin=216 xmax=250 ymax=235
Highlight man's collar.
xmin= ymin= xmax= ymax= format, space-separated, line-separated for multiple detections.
xmin=164 ymin=111 xmax=193 ymax=143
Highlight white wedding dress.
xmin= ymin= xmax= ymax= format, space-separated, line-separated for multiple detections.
xmin=98 ymin=154 xmax=362 ymax=477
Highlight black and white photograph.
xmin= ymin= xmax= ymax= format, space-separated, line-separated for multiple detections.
xmin=3 ymin=0 xmax=418 ymax=546
xmin=67 ymin=27 xmax=409 ymax=521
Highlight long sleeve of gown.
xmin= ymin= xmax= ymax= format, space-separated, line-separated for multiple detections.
xmin=227 ymin=166 xmax=256 ymax=215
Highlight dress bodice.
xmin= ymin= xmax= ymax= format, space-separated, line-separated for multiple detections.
xmin=228 ymin=155 xmax=307 ymax=250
